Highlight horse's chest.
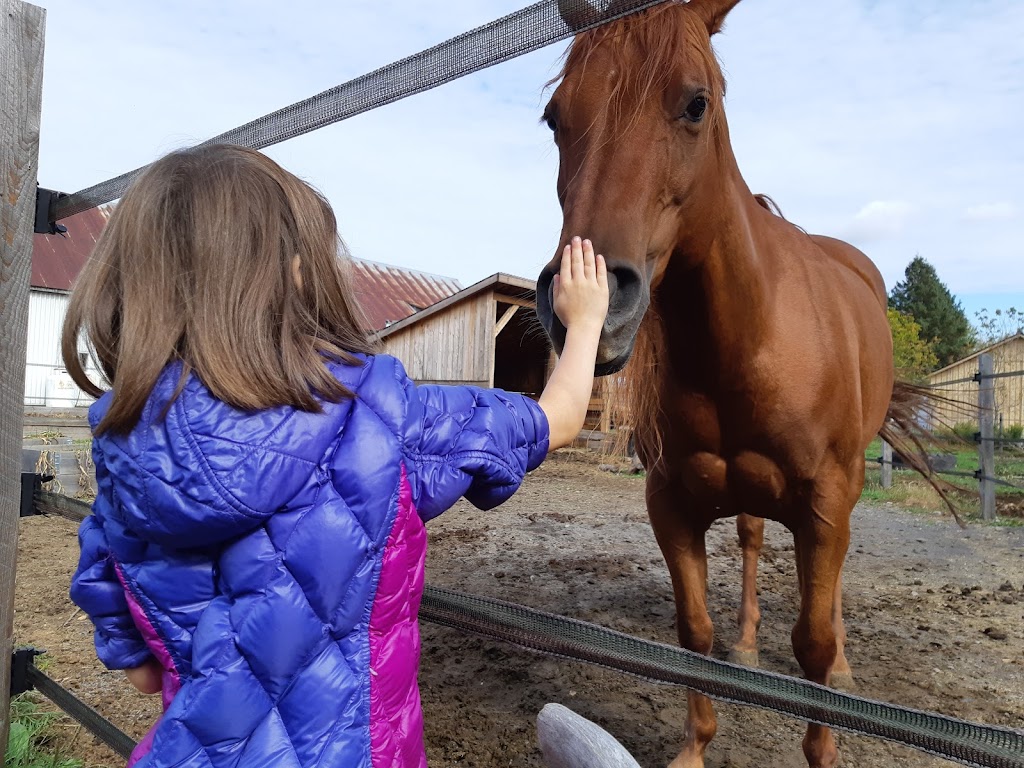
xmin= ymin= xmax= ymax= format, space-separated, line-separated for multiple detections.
xmin=679 ymin=449 xmax=789 ymax=513
xmin=663 ymin=394 xmax=795 ymax=513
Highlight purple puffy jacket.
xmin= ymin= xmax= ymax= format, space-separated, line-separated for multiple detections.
xmin=70 ymin=353 xmax=549 ymax=767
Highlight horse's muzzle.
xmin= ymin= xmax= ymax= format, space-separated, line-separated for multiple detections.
xmin=535 ymin=261 xmax=649 ymax=376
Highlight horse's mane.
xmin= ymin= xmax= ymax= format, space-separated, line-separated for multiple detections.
xmin=548 ymin=3 xmax=726 ymax=135
xmin=753 ymin=193 xmax=783 ymax=218
xmin=613 ymin=306 xmax=666 ymax=466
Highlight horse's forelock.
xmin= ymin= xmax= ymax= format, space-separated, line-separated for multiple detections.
xmin=549 ymin=3 xmax=725 ymax=131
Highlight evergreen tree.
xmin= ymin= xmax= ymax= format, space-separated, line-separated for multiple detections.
xmin=888 ymin=255 xmax=975 ymax=368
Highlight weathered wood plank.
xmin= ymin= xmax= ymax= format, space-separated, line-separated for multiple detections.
xmin=880 ymin=440 xmax=892 ymax=489
xmin=494 ymin=304 xmax=519 ymax=337
xmin=1 ymin=0 xmax=46 ymax=747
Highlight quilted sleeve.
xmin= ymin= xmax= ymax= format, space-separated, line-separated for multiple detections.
xmin=69 ymin=513 xmax=152 ymax=671
xmin=403 ymin=375 xmax=550 ymax=521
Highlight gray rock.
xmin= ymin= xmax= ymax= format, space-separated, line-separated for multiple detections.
xmin=537 ymin=703 xmax=642 ymax=768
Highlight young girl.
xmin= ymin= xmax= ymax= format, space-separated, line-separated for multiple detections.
xmin=63 ymin=144 xmax=608 ymax=768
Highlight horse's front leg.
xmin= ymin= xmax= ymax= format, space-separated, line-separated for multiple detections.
xmin=790 ymin=468 xmax=854 ymax=768
xmin=729 ymin=512 xmax=763 ymax=667
xmin=647 ymin=468 xmax=716 ymax=768
xmin=829 ymin=571 xmax=853 ymax=690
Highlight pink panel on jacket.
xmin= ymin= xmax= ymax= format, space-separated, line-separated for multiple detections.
xmin=369 ymin=465 xmax=429 ymax=768
xmin=114 ymin=563 xmax=182 ymax=767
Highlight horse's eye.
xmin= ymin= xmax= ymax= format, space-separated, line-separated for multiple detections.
xmin=682 ymin=95 xmax=708 ymax=123
xmin=546 ymin=116 xmax=558 ymax=132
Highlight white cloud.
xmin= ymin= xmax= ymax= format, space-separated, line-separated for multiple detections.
xmin=30 ymin=0 xmax=1024 ymax=298
xmin=964 ymin=202 xmax=1017 ymax=222
xmin=843 ymin=201 xmax=916 ymax=243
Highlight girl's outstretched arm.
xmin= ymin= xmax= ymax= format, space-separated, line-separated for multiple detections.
xmin=538 ymin=237 xmax=609 ymax=450
xmin=397 ymin=237 xmax=607 ymax=519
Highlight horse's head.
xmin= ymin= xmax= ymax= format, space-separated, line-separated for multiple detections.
xmin=536 ymin=0 xmax=740 ymax=374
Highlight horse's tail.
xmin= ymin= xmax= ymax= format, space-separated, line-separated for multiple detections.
xmin=878 ymin=381 xmax=969 ymax=526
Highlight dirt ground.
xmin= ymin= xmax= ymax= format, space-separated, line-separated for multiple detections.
xmin=14 ymin=450 xmax=1024 ymax=768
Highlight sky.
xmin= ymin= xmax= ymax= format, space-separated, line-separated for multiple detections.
xmin=30 ymin=0 xmax=1024 ymax=324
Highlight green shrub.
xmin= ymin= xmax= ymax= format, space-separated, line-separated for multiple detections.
xmin=936 ymin=422 xmax=978 ymax=443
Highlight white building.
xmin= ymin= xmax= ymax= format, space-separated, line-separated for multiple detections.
xmin=26 ymin=206 xmax=111 ymax=408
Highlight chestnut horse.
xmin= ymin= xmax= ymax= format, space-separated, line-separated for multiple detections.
xmin=534 ymin=1 xmax=931 ymax=766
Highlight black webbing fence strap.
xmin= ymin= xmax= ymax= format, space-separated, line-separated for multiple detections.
xmin=872 ymin=460 xmax=1024 ymax=493
xmin=421 ymin=586 xmax=1024 ymax=768
xmin=927 ymin=369 xmax=1024 ymax=388
xmin=25 ymin=489 xmax=1024 ymax=766
xmin=34 ymin=489 xmax=89 ymax=522
xmin=11 ymin=651 xmax=136 ymax=761
xmin=51 ymin=0 xmax=670 ymax=222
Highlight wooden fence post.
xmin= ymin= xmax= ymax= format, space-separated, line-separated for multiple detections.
xmin=881 ymin=440 xmax=892 ymax=489
xmin=978 ymin=353 xmax=996 ymax=521
xmin=1 ymin=0 xmax=46 ymax=747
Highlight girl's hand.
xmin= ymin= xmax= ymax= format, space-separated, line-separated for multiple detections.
xmin=538 ymin=237 xmax=610 ymax=450
xmin=552 ymin=237 xmax=609 ymax=333
xmin=124 ymin=658 xmax=163 ymax=695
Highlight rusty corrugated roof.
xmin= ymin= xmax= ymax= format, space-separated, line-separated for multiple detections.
xmin=31 ymin=206 xmax=113 ymax=291
xmin=350 ymin=258 xmax=462 ymax=331
xmin=31 ymin=207 xmax=461 ymax=331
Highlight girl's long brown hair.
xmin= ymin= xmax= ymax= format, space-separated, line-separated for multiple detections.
xmin=62 ymin=144 xmax=377 ymax=435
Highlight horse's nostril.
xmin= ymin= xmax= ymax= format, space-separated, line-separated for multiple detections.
xmin=536 ymin=267 xmax=556 ymax=319
xmin=607 ymin=267 xmax=643 ymax=314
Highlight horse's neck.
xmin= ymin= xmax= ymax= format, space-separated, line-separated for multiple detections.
xmin=660 ymin=175 xmax=772 ymax=370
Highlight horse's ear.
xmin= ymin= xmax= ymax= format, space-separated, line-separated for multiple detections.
xmin=557 ymin=0 xmax=639 ymax=31
xmin=557 ymin=0 xmax=603 ymax=31
xmin=688 ymin=0 xmax=743 ymax=35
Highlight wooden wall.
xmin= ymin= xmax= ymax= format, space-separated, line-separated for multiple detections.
xmin=927 ymin=336 xmax=1024 ymax=428
xmin=381 ymin=293 xmax=493 ymax=386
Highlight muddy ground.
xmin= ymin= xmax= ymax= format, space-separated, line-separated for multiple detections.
xmin=14 ymin=450 xmax=1024 ymax=767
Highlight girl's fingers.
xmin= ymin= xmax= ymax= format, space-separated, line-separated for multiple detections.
xmin=582 ymin=239 xmax=596 ymax=280
xmin=552 ymin=273 xmax=561 ymax=301
xmin=596 ymin=253 xmax=608 ymax=289
xmin=560 ymin=243 xmax=572 ymax=285
xmin=570 ymin=236 xmax=584 ymax=279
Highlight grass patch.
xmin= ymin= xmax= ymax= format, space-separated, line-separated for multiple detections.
xmin=865 ymin=435 xmax=1024 ymax=497
xmin=5 ymin=695 xmax=82 ymax=768
xmin=861 ymin=465 xmax=1023 ymax=526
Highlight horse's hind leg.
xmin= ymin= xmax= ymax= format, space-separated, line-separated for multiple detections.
xmin=729 ymin=513 xmax=763 ymax=667
xmin=791 ymin=471 xmax=853 ymax=768
xmin=647 ymin=471 xmax=716 ymax=768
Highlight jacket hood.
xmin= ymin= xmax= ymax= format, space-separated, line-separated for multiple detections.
xmin=89 ymin=363 xmax=361 ymax=549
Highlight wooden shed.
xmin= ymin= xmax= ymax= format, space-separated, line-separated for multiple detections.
xmin=376 ymin=273 xmax=550 ymax=395
xmin=926 ymin=333 xmax=1024 ymax=429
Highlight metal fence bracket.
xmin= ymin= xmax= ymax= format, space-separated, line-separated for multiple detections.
xmin=10 ymin=646 xmax=44 ymax=696
xmin=20 ymin=472 xmax=52 ymax=518
xmin=34 ymin=186 xmax=69 ymax=235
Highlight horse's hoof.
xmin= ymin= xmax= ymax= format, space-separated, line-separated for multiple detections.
xmin=829 ymin=672 xmax=856 ymax=692
xmin=727 ymin=648 xmax=759 ymax=668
